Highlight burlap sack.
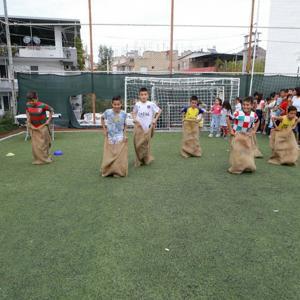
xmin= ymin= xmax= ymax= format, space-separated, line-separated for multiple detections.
xmin=228 ymin=133 xmax=256 ymax=174
xmin=29 ymin=124 xmax=52 ymax=165
xmin=251 ymin=134 xmax=263 ymax=158
xmin=268 ymin=129 xmax=299 ymax=166
xmin=181 ymin=120 xmax=202 ymax=158
xmin=133 ymin=122 xmax=154 ymax=167
xmin=101 ymin=138 xmax=128 ymax=177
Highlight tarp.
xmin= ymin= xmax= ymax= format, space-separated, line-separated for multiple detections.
xmin=17 ymin=73 xmax=300 ymax=128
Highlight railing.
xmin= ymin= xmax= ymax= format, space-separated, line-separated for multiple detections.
xmin=0 ymin=45 xmax=77 ymax=60
xmin=0 ymin=78 xmax=19 ymax=92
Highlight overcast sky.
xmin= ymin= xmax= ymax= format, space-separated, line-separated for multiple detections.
xmin=0 ymin=0 xmax=271 ymax=59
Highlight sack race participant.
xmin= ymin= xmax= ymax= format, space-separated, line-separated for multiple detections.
xmin=26 ymin=91 xmax=53 ymax=165
xmin=180 ymin=95 xmax=205 ymax=158
xmin=132 ymin=87 xmax=162 ymax=167
xmin=101 ymin=96 xmax=128 ymax=177
xmin=251 ymin=134 xmax=263 ymax=158
xmin=268 ymin=106 xmax=299 ymax=166
xmin=227 ymin=97 xmax=260 ymax=174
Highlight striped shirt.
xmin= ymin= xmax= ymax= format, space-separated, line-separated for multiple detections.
xmin=26 ymin=101 xmax=53 ymax=127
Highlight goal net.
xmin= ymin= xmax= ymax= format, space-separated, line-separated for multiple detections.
xmin=125 ymin=77 xmax=240 ymax=130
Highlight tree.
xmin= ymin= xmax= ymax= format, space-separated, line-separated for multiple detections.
xmin=75 ymin=37 xmax=85 ymax=70
xmin=97 ymin=45 xmax=113 ymax=71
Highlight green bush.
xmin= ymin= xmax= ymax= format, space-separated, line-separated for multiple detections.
xmin=0 ymin=112 xmax=18 ymax=133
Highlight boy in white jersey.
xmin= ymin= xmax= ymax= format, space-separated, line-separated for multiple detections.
xmin=132 ymin=87 xmax=162 ymax=166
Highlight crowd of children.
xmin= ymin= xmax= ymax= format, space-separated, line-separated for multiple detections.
xmin=25 ymin=86 xmax=300 ymax=177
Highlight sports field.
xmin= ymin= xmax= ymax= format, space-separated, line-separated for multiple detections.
xmin=1 ymin=132 xmax=299 ymax=299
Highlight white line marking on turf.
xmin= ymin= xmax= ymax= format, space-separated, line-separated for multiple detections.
xmin=0 ymin=131 xmax=25 ymax=142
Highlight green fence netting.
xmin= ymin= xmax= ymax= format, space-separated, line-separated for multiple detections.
xmin=17 ymin=73 xmax=300 ymax=128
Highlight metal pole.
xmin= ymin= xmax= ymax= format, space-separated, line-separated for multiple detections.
xmin=249 ymin=0 xmax=260 ymax=96
xmin=169 ymin=0 xmax=174 ymax=75
xmin=246 ymin=0 xmax=255 ymax=73
xmin=3 ymin=0 xmax=17 ymax=117
xmin=88 ymin=0 xmax=96 ymax=124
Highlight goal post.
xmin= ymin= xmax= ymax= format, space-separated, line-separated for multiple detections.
xmin=125 ymin=77 xmax=240 ymax=130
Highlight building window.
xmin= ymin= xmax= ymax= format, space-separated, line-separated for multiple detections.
xmin=3 ymin=96 xmax=9 ymax=111
xmin=0 ymin=65 xmax=7 ymax=78
xmin=30 ymin=66 xmax=39 ymax=73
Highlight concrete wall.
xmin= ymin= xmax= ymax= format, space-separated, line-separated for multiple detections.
xmin=13 ymin=59 xmax=65 ymax=74
xmin=134 ymin=51 xmax=178 ymax=72
xmin=265 ymin=0 xmax=300 ymax=74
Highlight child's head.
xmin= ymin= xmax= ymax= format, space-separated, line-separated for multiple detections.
xmin=215 ymin=98 xmax=222 ymax=106
xmin=222 ymin=100 xmax=232 ymax=111
xmin=280 ymin=89 xmax=288 ymax=98
xmin=295 ymin=87 xmax=300 ymax=97
xmin=287 ymin=94 xmax=293 ymax=102
xmin=111 ymin=96 xmax=122 ymax=112
xmin=242 ymin=97 xmax=254 ymax=114
xmin=27 ymin=90 xmax=38 ymax=101
xmin=235 ymin=97 xmax=241 ymax=104
xmin=270 ymin=92 xmax=276 ymax=100
xmin=139 ymin=87 xmax=149 ymax=103
xmin=288 ymin=88 xmax=294 ymax=95
xmin=190 ymin=95 xmax=199 ymax=108
xmin=287 ymin=105 xmax=297 ymax=119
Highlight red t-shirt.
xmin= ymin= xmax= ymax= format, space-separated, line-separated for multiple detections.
xmin=26 ymin=101 xmax=52 ymax=127
xmin=280 ymin=100 xmax=289 ymax=116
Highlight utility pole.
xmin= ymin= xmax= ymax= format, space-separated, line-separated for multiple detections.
xmin=169 ymin=0 xmax=175 ymax=75
xmin=3 ymin=0 xmax=17 ymax=117
xmin=88 ymin=0 xmax=96 ymax=124
xmin=246 ymin=0 xmax=256 ymax=73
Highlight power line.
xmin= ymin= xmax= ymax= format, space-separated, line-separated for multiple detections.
xmin=1 ymin=20 xmax=300 ymax=30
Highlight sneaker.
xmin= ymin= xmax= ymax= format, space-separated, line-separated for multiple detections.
xmin=215 ymin=134 xmax=221 ymax=138
xmin=208 ymin=134 xmax=213 ymax=138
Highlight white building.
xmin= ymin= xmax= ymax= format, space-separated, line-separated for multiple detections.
xmin=0 ymin=16 xmax=82 ymax=117
xmin=265 ymin=0 xmax=300 ymax=74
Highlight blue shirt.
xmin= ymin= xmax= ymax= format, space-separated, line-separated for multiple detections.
xmin=103 ymin=109 xmax=127 ymax=144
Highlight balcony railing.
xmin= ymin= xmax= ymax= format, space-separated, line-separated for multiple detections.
xmin=0 ymin=45 xmax=77 ymax=60
xmin=0 ymin=78 xmax=18 ymax=92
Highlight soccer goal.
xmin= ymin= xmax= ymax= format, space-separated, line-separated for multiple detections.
xmin=124 ymin=77 xmax=240 ymax=130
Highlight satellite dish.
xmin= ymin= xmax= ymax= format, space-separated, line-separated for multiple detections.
xmin=32 ymin=36 xmax=41 ymax=45
xmin=23 ymin=36 xmax=31 ymax=44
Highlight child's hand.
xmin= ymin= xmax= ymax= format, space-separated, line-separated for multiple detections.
xmin=152 ymin=119 xmax=157 ymax=128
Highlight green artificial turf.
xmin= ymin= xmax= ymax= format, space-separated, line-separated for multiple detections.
xmin=0 ymin=132 xmax=300 ymax=300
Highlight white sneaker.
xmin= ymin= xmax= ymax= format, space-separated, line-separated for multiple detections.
xmin=215 ymin=134 xmax=221 ymax=138
xmin=208 ymin=134 xmax=213 ymax=138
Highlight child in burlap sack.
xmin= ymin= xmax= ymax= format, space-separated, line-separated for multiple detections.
xmin=25 ymin=91 xmax=53 ymax=165
xmin=181 ymin=95 xmax=205 ymax=158
xmin=268 ymin=105 xmax=299 ymax=166
xmin=101 ymin=96 xmax=128 ymax=177
xmin=227 ymin=97 xmax=260 ymax=174
xmin=131 ymin=87 xmax=162 ymax=167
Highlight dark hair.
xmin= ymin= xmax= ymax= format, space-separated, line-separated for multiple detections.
xmin=222 ymin=100 xmax=232 ymax=113
xmin=288 ymin=105 xmax=297 ymax=113
xmin=253 ymin=91 xmax=259 ymax=97
xmin=280 ymin=89 xmax=288 ymax=93
xmin=111 ymin=96 xmax=122 ymax=103
xmin=235 ymin=97 xmax=241 ymax=103
xmin=139 ymin=87 xmax=148 ymax=93
xmin=190 ymin=95 xmax=198 ymax=102
xmin=242 ymin=96 xmax=254 ymax=104
xmin=270 ymin=92 xmax=276 ymax=99
xmin=257 ymin=93 xmax=263 ymax=102
xmin=216 ymin=97 xmax=222 ymax=105
xmin=26 ymin=90 xmax=38 ymax=100
xmin=295 ymin=87 xmax=300 ymax=97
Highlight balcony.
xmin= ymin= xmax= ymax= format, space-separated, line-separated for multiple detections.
xmin=0 ymin=78 xmax=18 ymax=92
xmin=0 ymin=46 xmax=77 ymax=61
